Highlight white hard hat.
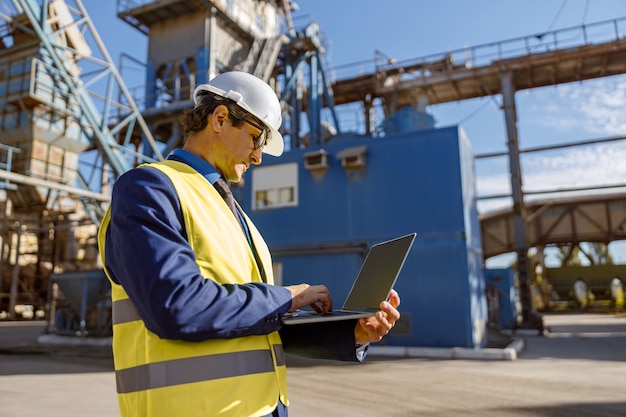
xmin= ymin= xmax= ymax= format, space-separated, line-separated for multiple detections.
xmin=193 ymin=71 xmax=284 ymax=157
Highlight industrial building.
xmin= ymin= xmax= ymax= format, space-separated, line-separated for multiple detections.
xmin=0 ymin=0 xmax=625 ymax=348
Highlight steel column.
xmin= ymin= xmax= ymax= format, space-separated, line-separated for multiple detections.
xmin=501 ymin=71 xmax=538 ymax=329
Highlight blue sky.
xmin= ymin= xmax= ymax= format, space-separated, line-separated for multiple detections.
xmin=85 ymin=0 xmax=626 ymax=265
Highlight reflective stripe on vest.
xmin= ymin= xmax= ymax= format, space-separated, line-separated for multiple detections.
xmin=117 ymin=349 xmax=276 ymax=394
xmin=112 ymin=298 xmax=286 ymax=394
xmin=116 ymin=344 xmax=287 ymax=393
xmin=112 ymin=298 xmax=141 ymax=325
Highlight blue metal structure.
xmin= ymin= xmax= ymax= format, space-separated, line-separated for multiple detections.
xmin=483 ymin=268 xmax=520 ymax=331
xmin=237 ymin=124 xmax=488 ymax=348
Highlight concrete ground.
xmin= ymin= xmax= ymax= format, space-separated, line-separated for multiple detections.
xmin=1 ymin=313 xmax=625 ymax=417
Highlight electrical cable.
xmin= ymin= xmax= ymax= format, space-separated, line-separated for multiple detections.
xmin=456 ymin=98 xmax=495 ymax=125
xmin=581 ymin=0 xmax=589 ymax=25
xmin=546 ymin=0 xmax=567 ymax=32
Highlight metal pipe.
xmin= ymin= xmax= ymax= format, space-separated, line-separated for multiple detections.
xmin=475 ymin=134 xmax=626 ymax=159
xmin=478 ymin=183 xmax=626 ymax=200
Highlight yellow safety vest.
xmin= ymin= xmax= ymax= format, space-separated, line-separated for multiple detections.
xmin=97 ymin=160 xmax=288 ymax=417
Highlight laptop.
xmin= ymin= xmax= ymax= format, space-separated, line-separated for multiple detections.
xmin=282 ymin=232 xmax=416 ymax=325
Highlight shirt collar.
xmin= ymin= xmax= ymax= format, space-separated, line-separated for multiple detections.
xmin=169 ymin=149 xmax=221 ymax=185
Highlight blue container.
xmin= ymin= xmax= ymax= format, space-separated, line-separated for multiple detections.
xmin=483 ymin=268 xmax=520 ymax=330
xmin=238 ymin=125 xmax=487 ymax=348
xmin=385 ymin=106 xmax=435 ymax=134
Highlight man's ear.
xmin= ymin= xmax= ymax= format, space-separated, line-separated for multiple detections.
xmin=211 ymin=105 xmax=229 ymax=133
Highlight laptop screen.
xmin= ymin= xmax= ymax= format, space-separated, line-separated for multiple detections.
xmin=342 ymin=233 xmax=416 ymax=310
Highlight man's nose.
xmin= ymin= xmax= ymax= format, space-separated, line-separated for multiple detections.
xmin=251 ymin=148 xmax=263 ymax=165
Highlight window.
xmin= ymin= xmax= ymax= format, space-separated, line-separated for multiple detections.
xmin=252 ymin=163 xmax=298 ymax=210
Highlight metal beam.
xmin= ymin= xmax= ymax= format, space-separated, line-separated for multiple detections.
xmin=0 ymin=169 xmax=110 ymax=202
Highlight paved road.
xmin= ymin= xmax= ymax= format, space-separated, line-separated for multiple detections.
xmin=1 ymin=313 xmax=625 ymax=417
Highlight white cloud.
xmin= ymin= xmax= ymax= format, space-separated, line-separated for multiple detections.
xmin=475 ymin=141 xmax=626 ymax=214
xmin=531 ymin=77 xmax=626 ymax=135
xmin=523 ymin=142 xmax=626 ymax=189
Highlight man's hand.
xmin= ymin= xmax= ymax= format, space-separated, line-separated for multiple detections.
xmin=354 ymin=289 xmax=401 ymax=345
xmin=285 ymin=284 xmax=333 ymax=313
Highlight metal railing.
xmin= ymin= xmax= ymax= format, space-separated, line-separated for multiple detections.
xmin=330 ymin=16 xmax=626 ymax=82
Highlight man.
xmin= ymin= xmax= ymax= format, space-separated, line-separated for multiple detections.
xmin=97 ymin=71 xmax=400 ymax=417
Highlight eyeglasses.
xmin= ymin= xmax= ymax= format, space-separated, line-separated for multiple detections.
xmin=228 ymin=108 xmax=271 ymax=150
xmin=241 ymin=117 xmax=269 ymax=150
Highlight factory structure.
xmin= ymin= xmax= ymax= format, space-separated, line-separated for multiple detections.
xmin=0 ymin=0 xmax=625 ymax=347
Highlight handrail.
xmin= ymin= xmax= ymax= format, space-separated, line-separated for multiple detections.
xmin=329 ymin=16 xmax=626 ymax=81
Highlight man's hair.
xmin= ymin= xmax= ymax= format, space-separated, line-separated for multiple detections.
xmin=179 ymin=93 xmax=247 ymax=141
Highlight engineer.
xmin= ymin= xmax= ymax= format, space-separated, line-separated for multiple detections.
xmin=97 ymin=71 xmax=401 ymax=417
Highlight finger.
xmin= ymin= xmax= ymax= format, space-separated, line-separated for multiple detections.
xmin=310 ymin=302 xmax=323 ymax=313
xmin=375 ymin=311 xmax=393 ymax=331
xmin=318 ymin=285 xmax=333 ymax=312
xmin=387 ymin=289 xmax=400 ymax=308
xmin=322 ymin=297 xmax=333 ymax=313
xmin=379 ymin=301 xmax=401 ymax=323
xmin=309 ymin=285 xmax=332 ymax=313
